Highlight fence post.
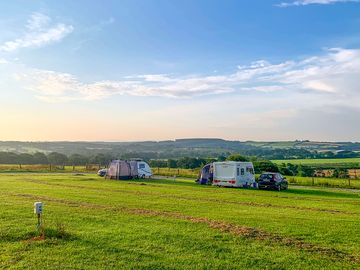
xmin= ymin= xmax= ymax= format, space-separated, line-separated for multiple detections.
xmin=177 ymin=169 xmax=179 ymax=175
xmin=49 ymin=164 xmax=52 ymax=171
xmin=73 ymin=165 xmax=75 ymax=171
xmin=19 ymin=164 xmax=22 ymax=169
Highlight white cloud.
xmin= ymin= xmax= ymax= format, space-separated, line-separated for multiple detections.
xmin=26 ymin=12 xmax=51 ymax=31
xmin=0 ymin=58 xmax=8 ymax=64
xmin=0 ymin=12 xmax=73 ymax=52
xmin=277 ymin=0 xmax=360 ymax=7
xmin=11 ymin=48 xmax=360 ymax=103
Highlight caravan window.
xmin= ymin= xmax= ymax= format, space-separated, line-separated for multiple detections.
xmin=139 ymin=163 xmax=145 ymax=169
xmin=241 ymin=168 xmax=245 ymax=175
xmin=237 ymin=168 xmax=240 ymax=176
xmin=246 ymin=167 xmax=254 ymax=174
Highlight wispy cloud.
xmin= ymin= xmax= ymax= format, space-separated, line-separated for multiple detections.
xmin=0 ymin=12 xmax=73 ymax=52
xmin=12 ymin=48 xmax=360 ymax=103
xmin=277 ymin=0 xmax=360 ymax=7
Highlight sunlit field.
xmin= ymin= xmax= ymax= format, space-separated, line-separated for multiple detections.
xmin=271 ymin=158 xmax=360 ymax=166
xmin=0 ymin=173 xmax=359 ymax=269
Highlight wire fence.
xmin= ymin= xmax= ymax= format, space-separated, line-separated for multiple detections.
xmin=0 ymin=164 xmax=103 ymax=173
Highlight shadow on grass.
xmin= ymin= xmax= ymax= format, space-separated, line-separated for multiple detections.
xmin=131 ymin=177 xmax=202 ymax=188
xmin=285 ymin=188 xmax=360 ymax=199
xmin=0 ymin=223 xmax=77 ymax=244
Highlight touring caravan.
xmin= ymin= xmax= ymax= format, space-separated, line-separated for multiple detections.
xmin=136 ymin=160 xmax=152 ymax=178
xmin=212 ymin=161 xmax=256 ymax=188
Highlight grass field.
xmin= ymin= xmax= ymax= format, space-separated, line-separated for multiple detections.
xmin=0 ymin=173 xmax=359 ymax=269
xmin=271 ymin=158 xmax=360 ymax=166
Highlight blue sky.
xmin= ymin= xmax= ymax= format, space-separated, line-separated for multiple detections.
xmin=0 ymin=0 xmax=359 ymax=141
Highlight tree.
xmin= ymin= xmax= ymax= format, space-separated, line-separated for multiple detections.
xmin=167 ymin=159 xmax=177 ymax=168
xmin=69 ymin=154 xmax=88 ymax=166
xmin=278 ymin=163 xmax=294 ymax=176
xmin=33 ymin=152 xmax=48 ymax=164
xmin=253 ymin=160 xmax=279 ymax=174
xmin=18 ymin=153 xmax=34 ymax=164
xmin=297 ymin=165 xmax=314 ymax=177
xmin=226 ymin=154 xmax=249 ymax=162
xmin=47 ymin=152 xmax=68 ymax=165
xmin=90 ymin=153 xmax=112 ymax=166
xmin=0 ymin=152 xmax=19 ymax=164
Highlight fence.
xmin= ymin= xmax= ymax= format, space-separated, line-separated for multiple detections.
xmin=0 ymin=164 xmax=103 ymax=173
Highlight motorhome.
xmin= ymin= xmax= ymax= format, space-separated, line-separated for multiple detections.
xmin=212 ymin=161 xmax=256 ymax=188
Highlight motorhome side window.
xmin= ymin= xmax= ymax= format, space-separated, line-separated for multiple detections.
xmin=241 ymin=168 xmax=244 ymax=175
xmin=139 ymin=164 xmax=145 ymax=169
xmin=237 ymin=168 xmax=240 ymax=176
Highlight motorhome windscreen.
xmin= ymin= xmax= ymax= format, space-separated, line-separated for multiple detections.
xmin=215 ymin=164 xmax=235 ymax=178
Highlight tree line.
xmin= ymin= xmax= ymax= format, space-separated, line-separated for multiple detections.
xmin=0 ymin=151 xmax=354 ymax=178
xmin=149 ymin=154 xmax=352 ymax=178
xmin=0 ymin=152 xmax=112 ymax=166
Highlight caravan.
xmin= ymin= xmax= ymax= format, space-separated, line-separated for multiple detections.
xmin=136 ymin=160 xmax=152 ymax=178
xmin=212 ymin=161 xmax=256 ymax=188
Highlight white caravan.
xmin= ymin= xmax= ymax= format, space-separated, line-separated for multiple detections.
xmin=137 ymin=161 xmax=152 ymax=178
xmin=212 ymin=161 xmax=256 ymax=188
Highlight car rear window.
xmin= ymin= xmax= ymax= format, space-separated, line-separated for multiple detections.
xmin=260 ymin=174 xmax=274 ymax=180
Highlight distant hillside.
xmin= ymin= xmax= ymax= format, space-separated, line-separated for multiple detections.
xmin=0 ymin=139 xmax=359 ymax=160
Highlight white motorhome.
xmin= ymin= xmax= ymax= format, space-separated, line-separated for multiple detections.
xmin=137 ymin=161 xmax=152 ymax=178
xmin=212 ymin=161 xmax=256 ymax=188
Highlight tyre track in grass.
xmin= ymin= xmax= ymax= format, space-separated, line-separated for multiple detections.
xmin=19 ymin=178 xmax=360 ymax=216
xmin=7 ymin=192 xmax=360 ymax=264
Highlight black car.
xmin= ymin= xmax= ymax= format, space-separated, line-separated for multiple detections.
xmin=258 ymin=172 xmax=288 ymax=191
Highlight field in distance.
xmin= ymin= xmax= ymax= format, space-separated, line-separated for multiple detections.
xmin=0 ymin=173 xmax=359 ymax=269
xmin=271 ymin=158 xmax=360 ymax=165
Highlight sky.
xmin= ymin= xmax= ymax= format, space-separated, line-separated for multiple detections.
xmin=0 ymin=0 xmax=359 ymax=142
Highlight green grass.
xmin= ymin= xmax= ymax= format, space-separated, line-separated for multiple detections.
xmin=271 ymin=158 xmax=360 ymax=166
xmin=0 ymin=173 xmax=359 ymax=269
xmin=153 ymin=167 xmax=199 ymax=178
xmin=286 ymin=176 xmax=360 ymax=189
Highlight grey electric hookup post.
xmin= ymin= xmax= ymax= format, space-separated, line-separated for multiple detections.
xmin=34 ymin=202 xmax=43 ymax=233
